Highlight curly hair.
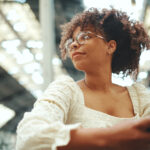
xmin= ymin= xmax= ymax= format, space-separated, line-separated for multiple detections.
xmin=59 ymin=8 xmax=150 ymax=79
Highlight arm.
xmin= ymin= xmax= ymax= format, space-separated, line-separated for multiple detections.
xmin=58 ymin=118 xmax=150 ymax=150
xmin=16 ymin=100 xmax=81 ymax=150
xmin=16 ymin=77 xmax=81 ymax=150
xmin=58 ymin=128 xmax=109 ymax=150
xmin=16 ymin=102 xmax=150 ymax=150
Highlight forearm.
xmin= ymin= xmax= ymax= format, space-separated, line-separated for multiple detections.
xmin=58 ymin=128 xmax=111 ymax=150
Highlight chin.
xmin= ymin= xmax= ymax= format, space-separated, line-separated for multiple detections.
xmin=73 ymin=62 xmax=87 ymax=71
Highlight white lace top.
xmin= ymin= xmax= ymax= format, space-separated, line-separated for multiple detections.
xmin=16 ymin=76 xmax=150 ymax=150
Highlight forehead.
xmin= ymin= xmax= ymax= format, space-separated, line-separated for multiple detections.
xmin=72 ymin=25 xmax=96 ymax=39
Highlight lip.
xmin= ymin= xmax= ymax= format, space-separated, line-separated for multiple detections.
xmin=72 ymin=51 xmax=86 ymax=59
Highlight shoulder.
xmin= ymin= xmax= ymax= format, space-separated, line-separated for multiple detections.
xmin=131 ymin=82 xmax=150 ymax=96
xmin=38 ymin=75 xmax=81 ymax=102
xmin=47 ymin=75 xmax=77 ymax=91
xmin=129 ymin=82 xmax=150 ymax=116
xmin=131 ymin=82 xmax=150 ymax=117
xmin=50 ymin=75 xmax=75 ymax=85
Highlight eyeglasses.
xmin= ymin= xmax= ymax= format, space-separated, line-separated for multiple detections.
xmin=65 ymin=31 xmax=104 ymax=53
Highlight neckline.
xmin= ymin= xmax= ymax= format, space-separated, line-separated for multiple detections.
xmin=75 ymin=82 xmax=139 ymax=119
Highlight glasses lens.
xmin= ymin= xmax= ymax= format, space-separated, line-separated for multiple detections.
xmin=65 ymin=38 xmax=73 ymax=52
xmin=77 ymin=32 xmax=92 ymax=44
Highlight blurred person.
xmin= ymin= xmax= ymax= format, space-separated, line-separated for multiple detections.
xmin=16 ymin=8 xmax=150 ymax=150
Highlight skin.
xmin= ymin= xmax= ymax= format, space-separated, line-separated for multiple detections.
xmin=69 ymin=26 xmax=134 ymax=118
xmin=58 ymin=118 xmax=150 ymax=150
xmin=58 ymin=25 xmax=150 ymax=150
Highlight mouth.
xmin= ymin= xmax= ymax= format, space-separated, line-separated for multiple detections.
xmin=72 ymin=51 xmax=86 ymax=59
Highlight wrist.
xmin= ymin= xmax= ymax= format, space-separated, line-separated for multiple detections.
xmin=70 ymin=128 xmax=110 ymax=150
xmin=95 ymin=128 xmax=114 ymax=150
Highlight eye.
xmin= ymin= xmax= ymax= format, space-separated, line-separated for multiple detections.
xmin=83 ymin=35 xmax=90 ymax=40
xmin=79 ymin=34 xmax=91 ymax=40
xmin=77 ymin=32 xmax=92 ymax=44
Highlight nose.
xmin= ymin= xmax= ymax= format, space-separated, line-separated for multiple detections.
xmin=70 ymin=41 xmax=80 ymax=51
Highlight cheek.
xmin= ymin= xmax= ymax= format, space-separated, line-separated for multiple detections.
xmin=87 ymin=45 xmax=107 ymax=63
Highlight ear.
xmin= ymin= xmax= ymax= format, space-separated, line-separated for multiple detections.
xmin=106 ymin=40 xmax=117 ymax=55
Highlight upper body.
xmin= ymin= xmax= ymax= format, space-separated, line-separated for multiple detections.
xmin=16 ymin=75 xmax=150 ymax=150
xmin=16 ymin=8 xmax=150 ymax=150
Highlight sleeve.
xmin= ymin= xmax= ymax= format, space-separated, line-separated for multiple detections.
xmin=16 ymin=76 xmax=81 ymax=150
xmin=133 ymin=83 xmax=150 ymax=117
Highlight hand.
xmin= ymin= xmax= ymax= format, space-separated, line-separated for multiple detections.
xmin=107 ymin=117 xmax=150 ymax=150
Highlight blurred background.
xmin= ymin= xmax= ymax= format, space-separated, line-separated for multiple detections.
xmin=0 ymin=0 xmax=150 ymax=149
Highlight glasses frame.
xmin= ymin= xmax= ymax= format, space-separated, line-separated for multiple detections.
xmin=65 ymin=31 xmax=105 ymax=54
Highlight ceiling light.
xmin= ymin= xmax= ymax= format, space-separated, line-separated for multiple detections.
xmin=13 ymin=22 xmax=26 ymax=32
xmin=26 ymin=40 xmax=43 ymax=49
xmin=32 ymin=72 xmax=44 ymax=85
xmin=6 ymin=9 xmax=20 ymax=21
xmin=1 ymin=39 xmax=21 ymax=49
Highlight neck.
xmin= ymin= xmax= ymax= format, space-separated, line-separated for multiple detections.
xmin=84 ymin=68 xmax=113 ymax=92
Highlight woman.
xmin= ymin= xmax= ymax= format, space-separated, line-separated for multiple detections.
xmin=16 ymin=8 xmax=150 ymax=150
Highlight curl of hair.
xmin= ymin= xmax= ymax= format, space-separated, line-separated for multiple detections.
xmin=59 ymin=8 xmax=150 ymax=80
